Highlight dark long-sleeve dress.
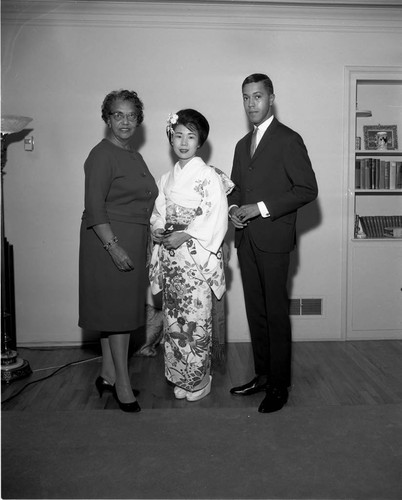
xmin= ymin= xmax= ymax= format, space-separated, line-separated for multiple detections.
xmin=79 ymin=139 xmax=157 ymax=332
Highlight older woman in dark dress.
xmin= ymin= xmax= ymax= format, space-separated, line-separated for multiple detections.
xmin=79 ymin=90 xmax=157 ymax=412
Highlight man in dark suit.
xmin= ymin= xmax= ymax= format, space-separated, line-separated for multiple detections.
xmin=228 ymin=73 xmax=318 ymax=413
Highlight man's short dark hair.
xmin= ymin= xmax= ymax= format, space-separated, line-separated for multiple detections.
xmin=242 ymin=73 xmax=274 ymax=95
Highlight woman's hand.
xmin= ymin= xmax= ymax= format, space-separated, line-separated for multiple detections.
xmin=91 ymin=223 xmax=134 ymax=272
xmin=153 ymin=228 xmax=165 ymax=244
xmin=108 ymin=244 xmax=135 ymax=272
xmin=162 ymin=231 xmax=191 ymax=250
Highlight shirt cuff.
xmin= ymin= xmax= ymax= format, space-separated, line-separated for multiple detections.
xmin=257 ymin=201 xmax=270 ymax=218
xmin=228 ymin=204 xmax=238 ymax=216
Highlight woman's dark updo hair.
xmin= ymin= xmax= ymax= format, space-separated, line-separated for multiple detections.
xmin=101 ymin=90 xmax=144 ymax=125
xmin=167 ymin=109 xmax=209 ymax=147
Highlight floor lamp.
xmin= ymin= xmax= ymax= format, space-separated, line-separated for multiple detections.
xmin=1 ymin=115 xmax=33 ymax=383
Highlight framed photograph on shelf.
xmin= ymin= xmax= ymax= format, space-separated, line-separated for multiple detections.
xmin=363 ymin=124 xmax=398 ymax=150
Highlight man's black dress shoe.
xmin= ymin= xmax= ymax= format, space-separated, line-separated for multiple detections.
xmin=230 ymin=376 xmax=270 ymax=396
xmin=258 ymin=386 xmax=288 ymax=413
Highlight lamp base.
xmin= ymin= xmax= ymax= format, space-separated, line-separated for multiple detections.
xmin=1 ymin=350 xmax=32 ymax=383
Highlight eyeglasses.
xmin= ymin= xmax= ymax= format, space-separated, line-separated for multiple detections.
xmin=109 ymin=112 xmax=137 ymax=122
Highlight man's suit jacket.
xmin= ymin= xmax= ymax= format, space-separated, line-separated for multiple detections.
xmin=228 ymin=117 xmax=318 ymax=252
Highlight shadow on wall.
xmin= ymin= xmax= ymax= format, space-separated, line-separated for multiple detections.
xmin=1 ymin=128 xmax=34 ymax=153
xmin=288 ymin=198 xmax=322 ymax=296
xmin=222 ymin=197 xmax=322 ymax=334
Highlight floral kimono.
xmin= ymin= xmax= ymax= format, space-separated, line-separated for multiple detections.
xmin=149 ymin=157 xmax=234 ymax=391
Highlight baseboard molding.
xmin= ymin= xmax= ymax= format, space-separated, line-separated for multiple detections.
xmin=346 ymin=331 xmax=402 ymax=340
xmin=17 ymin=337 xmax=348 ymax=349
xmin=17 ymin=340 xmax=99 ymax=349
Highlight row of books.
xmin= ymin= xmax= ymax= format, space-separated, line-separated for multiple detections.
xmin=355 ymin=159 xmax=402 ymax=190
xmin=355 ymin=215 xmax=402 ymax=239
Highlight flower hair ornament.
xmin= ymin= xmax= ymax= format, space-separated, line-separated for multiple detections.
xmin=166 ymin=112 xmax=179 ymax=139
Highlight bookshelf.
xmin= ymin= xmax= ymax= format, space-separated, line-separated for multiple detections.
xmin=354 ymin=150 xmax=402 ymax=239
xmin=344 ymin=67 xmax=402 ymax=339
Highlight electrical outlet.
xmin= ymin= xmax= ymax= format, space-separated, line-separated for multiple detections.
xmin=24 ymin=136 xmax=34 ymax=151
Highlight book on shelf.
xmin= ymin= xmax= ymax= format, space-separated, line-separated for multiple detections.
xmin=390 ymin=161 xmax=396 ymax=190
xmin=356 ymin=215 xmax=402 ymax=238
xmin=355 ymin=159 xmax=401 ymax=190
xmin=355 ymin=159 xmax=361 ymax=189
xmin=397 ymin=162 xmax=402 ymax=189
xmin=379 ymin=160 xmax=385 ymax=189
xmin=385 ymin=161 xmax=390 ymax=189
xmin=384 ymin=227 xmax=402 ymax=238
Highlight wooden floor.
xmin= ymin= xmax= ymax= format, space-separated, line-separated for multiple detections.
xmin=2 ymin=340 xmax=402 ymax=411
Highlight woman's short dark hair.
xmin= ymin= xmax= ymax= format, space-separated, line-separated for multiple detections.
xmin=167 ymin=109 xmax=210 ymax=147
xmin=101 ymin=90 xmax=144 ymax=125
xmin=242 ymin=73 xmax=274 ymax=95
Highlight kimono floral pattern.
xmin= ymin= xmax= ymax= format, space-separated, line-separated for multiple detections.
xmin=149 ymin=157 xmax=232 ymax=392
xmin=161 ymin=238 xmax=214 ymax=390
xmin=150 ymin=209 xmax=225 ymax=391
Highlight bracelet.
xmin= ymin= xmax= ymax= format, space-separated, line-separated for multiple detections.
xmin=103 ymin=236 xmax=118 ymax=251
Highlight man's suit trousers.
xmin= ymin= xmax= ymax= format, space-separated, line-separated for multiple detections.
xmin=237 ymin=227 xmax=291 ymax=388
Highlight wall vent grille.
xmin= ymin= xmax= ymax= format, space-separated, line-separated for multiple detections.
xmin=290 ymin=298 xmax=323 ymax=316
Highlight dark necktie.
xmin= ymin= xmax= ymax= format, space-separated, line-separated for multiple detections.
xmin=250 ymin=127 xmax=259 ymax=157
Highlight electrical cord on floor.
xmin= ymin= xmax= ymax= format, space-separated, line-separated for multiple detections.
xmin=1 ymin=355 xmax=101 ymax=405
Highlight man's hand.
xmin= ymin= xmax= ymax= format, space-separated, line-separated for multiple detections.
xmin=229 ymin=204 xmax=259 ymax=227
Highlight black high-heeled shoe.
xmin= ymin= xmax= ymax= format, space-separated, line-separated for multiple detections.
xmin=95 ymin=376 xmax=140 ymax=398
xmin=95 ymin=376 xmax=114 ymax=398
xmin=112 ymin=387 xmax=141 ymax=413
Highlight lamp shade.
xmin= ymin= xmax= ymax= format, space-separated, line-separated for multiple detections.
xmin=1 ymin=115 xmax=33 ymax=135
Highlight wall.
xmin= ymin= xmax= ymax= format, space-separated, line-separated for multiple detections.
xmin=1 ymin=0 xmax=402 ymax=346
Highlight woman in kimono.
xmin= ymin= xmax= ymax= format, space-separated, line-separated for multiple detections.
xmin=149 ymin=109 xmax=233 ymax=402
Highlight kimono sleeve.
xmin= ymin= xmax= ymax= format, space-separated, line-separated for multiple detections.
xmin=150 ymin=175 xmax=167 ymax=233
xmin=186 ymin=170 xmax=228 ymax=254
